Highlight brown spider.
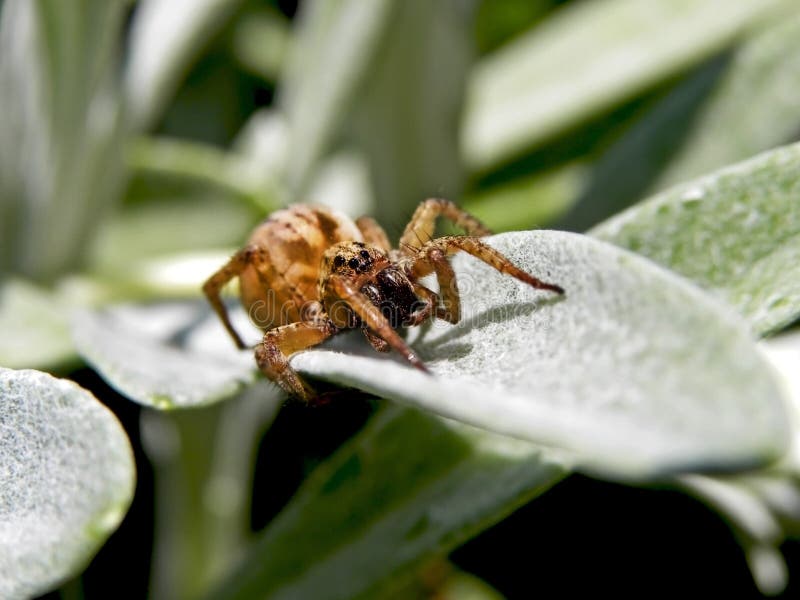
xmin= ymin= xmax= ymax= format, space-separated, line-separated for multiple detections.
xmin=203 ymin=199 xmax=564 ymax=401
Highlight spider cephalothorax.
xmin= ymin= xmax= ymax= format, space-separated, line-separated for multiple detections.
xmin=203 ymin=199 xmax=563 ymax=401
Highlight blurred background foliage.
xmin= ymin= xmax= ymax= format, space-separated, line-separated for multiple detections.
xmin=2 ymin=0 xmax=800 ymax=598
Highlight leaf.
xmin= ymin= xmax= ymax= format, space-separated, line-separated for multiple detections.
xmin=0 ymin=0 xmax=127 ymax=280
xmin=125 ymin=0 xmax=246 ymax=131
xmin=0 ymin=279 xmax=77 ymax=370
xmin=279 ymin=0 xmax=394 ymax=194
xmin=0 ymin=368 xmax=135 ymax=598
xmin=291 ymin=231 xmax=789 ymax=478
xmin=591 ymin=141 xmax=800 ymax=335
xmin=564 ymin=11 xmax=800 ymax=230
xmin=72 ymin=302 xmax=258 ymax=409
xmin=347 ymin=0 xmax=472 ymax=228
xmin=230 ymin=7 xmax=291 ymax=82
xmin=211 ymin=406 xmax=567 ymax=600
xmin=461 ymin=0 xmax=789 ymax=172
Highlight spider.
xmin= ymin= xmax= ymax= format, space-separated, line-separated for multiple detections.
xmin=203 ymin=198 xmax=564 ymax=402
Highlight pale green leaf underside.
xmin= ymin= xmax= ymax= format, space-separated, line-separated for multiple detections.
xmin=0 ymin=368 xmax=135 ymax=599
xmin=214 ymin=406 xmax=567 ymax=600
xmin=591 ymin=141 xmax=800 ymax=335
xmin=0 ymin=279 xmax=76 ymax=370
xmin=292 ymin=231 xmax=789 ymax=478
xmin=461 ymin=0 xmax=786 ymax=171
xmin=72 ymin=302 xmax=257 ymax=409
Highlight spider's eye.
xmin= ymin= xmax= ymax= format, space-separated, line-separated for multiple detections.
xmin=360 ymin=250 xmax=370 ymax=259
xmin=348 ymin=258 xmax=360 ymax=270
xmin=333 ymin=255 xmax=345 ymax=268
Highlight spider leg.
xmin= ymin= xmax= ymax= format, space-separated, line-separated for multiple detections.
xmin=255 ymin=319 xmax=337 ymax=402
xmin=398 ymin=198 xmax=492 ymax=256
xmin=203 ymin=244 xmax=273 ymax=349
xmin=356 ymin=216 xmax=392 ymax=252
xmin=363 ymin=328 xmax=390 ymax=352
xmin=327 ymin=276 xmax=430 ymax=373
xmin=412 ymin=236 xmax=564 ymax=296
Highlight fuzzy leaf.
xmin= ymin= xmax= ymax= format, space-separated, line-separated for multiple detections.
xmin=125 ymin=0 xmax=245 ymax=130
xmin=0 ymin=368 xmax=135 ymax=598
xmin=461 ymin=0 xmax=788 ymax=171
xmin=291 ymin=231 xmax=789 ymax=478
xmin=72 ymin=302 xmax=257 ymax=409
xmin=0 ymin=279 xmax=76 ymax=370
xmin=566 ymin=11 xmax=800 ymax=229
xmin=591 ymin=142 xmax=800 ymax=335
xmin=0 ymin=0 xmax=126 ymax=280
xmin=279 ymin=0 xmax=394 ymax=194
xmin=212 ymin=406 xmax=567 ymax=600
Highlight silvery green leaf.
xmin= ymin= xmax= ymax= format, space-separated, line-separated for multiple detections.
xmin=0 ymin=279 xmax=76 ymax=370
xmin=566 ymin=11 xmax=800 ymax=229
xmin=348 ymin=0 xmax=472 ymax=227
xmin=292 ymin=231 xmax=789 ymax=479
xmin=0 ymin=368 xmax=135 ymax=598
xmin=212 ymin=406 xmax=567 ymax=600
xmin=591 ymin=141 xmax=800 ymax=336
xmin=279 ymin=0 xmax=394 ymax=194
xmin=125 ymin=0 xmax=245 ymax=130
xmin=72 ymin=302 xmax=258 ymax=409
xmin=0 ymin=0 xmax=126 ymax=280
xmin=461 ymin=0 xmax=788 ymax=171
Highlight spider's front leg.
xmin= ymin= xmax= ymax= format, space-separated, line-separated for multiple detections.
xmin=406 ymin=236 xmax=564 ymax=316
xmin=326 ymin=275 xmax=430 ymax=373
xmin=255 ymin=319 xmax=337 ymax=402
xmin=398 ymin=198 xmax=492 ymax=255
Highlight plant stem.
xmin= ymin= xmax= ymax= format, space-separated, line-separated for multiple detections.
xmin=141 ymin=382 xmax=281 ymax=600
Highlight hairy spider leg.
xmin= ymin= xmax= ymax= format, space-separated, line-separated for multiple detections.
xmin=407 ymin=236 xmax=565 ymax=298
xmin=355 ymin=216 xmax=392 ymax=252
xmin=398 ymin=198 xmax=493 ymax=255
xmin=203 ymin=244 xmax=280 ymax=349
xmin=255 ymin=320 xmax=336 ymax=401
xmin=326 ymin=274 xmax=430 ymax=373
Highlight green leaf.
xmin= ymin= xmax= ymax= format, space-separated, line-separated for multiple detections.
xmin=279 ymin=0 xmax=394 ymax=194
xmin=230 ymin=8 xmax=291 ymax=82
xmin=654 ymin=11 xmax=800 ymax=190
xmin=348 ymin=0 xmax=472 ymax=227
xmin=292 ymin=231 xmax=789 ymax=478
xmin=0 ymin=368 xmax=135 ymax=598
xmin=461 ymin=0 xmax=788 ymax=172
xmin=591 ymin=142 xmax=800 ymax=335
xmin=72 ymin=302 xmax=258 ymax=409
xmin=0 ymin=279 xmax=77 ymax=370
xmin=211 ymin=406 xmax=566 ymax=600
xmin=0 ymin=0 xmax=127 ymax=280
xmin=125 ymin=0 xmax=246 ymax=130
xmin=565 ymin=11 xmax=800 ymax=230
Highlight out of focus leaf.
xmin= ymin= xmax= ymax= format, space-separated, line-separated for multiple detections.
xmin=0 ymin=279 xmax=76 ymax=370
xmin=348 ymin=0 xmax=473 ymax=228
xmin=212 ymin=406 xmax=566 ymax=600
xmin=72 ymin=302 xmax=258 ymax=409
xmin=0 ymin=368 xmax=135 ymax=598
xmin=279 ymin=0 xmax=394 ymax=195
xmin=0 ymin=0 xmax=126 ymax=280
xmin=567 ymin=11 xmax=800 ymax=229
xmin=461 ymin=0 xmax=788 ymax=172
xmin=125 ymin=0 xmax=245 ymax=130
xmin=292 ymin=231 xmax=788 ymax=478
xmin=231 ymin=8 xmax=290 ymax=82
xmin=591 ymin=141 xmax=800 ymax=335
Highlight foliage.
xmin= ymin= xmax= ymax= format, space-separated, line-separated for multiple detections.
xmin=1 ymin=0 xmax=800 ymax=598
